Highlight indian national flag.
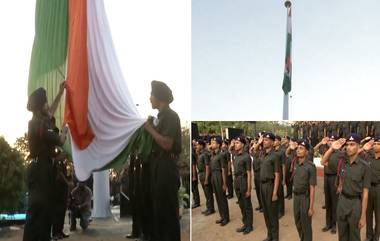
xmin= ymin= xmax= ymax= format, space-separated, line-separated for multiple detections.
xmin=28 ymin=0 xmax=152 ymax=181
xmin=282 ymin=7 xmax=292 ymax=95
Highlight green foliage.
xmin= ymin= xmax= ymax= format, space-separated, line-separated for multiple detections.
xmin=178 ymin=186 xmax=190 ymax=209
xmin=178 ymin=127 xmax=190 ymax=173
xmin=193 ymin=121 xmax=292 ymax=138
xmin=0 ymin=137 xmax=26 ymax=212
xmin=14 ymin=133 xmax=29 ymax=161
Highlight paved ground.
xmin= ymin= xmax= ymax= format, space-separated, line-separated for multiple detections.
xmin=192 ymin=175 xmax=368 ymax=241
xmin=0 ymin=206 xmax=190 ymax=241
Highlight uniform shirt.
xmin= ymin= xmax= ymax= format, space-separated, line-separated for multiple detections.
xmin=373 ymin=122 xmax=380 ymax=136
xmin=210 ymin=149 xmax=227 ymax=172
xmin=259 ymin=149 xmax=280 ymax=181
xmin=362 ymin=151 xmax=380 ymax=185
xmin=293 ymin=159 xmax=317 ymax=193
xmin=325 ymin=150 xmax=345 ymax=175
xmin=340 ymin=156 xmax=371 ymax=196
xmin=251 ymin=151 xmax=261 ymax=173
xmin=197 ymin=150 xmax=210 ymax=173
xmin=154 ymin=107 xmax=181 ymax=156
xmin=275 ymin=147 xmax=286 ymax=179
xmin=233 ymin=152 xmax=251 ymax=176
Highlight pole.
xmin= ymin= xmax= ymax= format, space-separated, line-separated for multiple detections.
xmin=283 ymin=93 xmax=289 ymax=120
xmin=92 ymin=170 xmax=112 ymax=218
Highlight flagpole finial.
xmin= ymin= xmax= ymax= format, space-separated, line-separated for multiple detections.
xmin=284 ymin=0 xmax=292 ymax=8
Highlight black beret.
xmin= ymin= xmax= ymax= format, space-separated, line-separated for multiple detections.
xmin=374 ymin=136 xmax=380 ymax=142
xmin=197 ymin=139 xmax=206 ymax=147
xmin=275 ymin=135 xmax=282 ymax=141
xmin=27 ymin=88 xmax=47 ymax=112
xmin=151 ymin=80 xmax=173 ymax=104
xmin=346 ymin=133 xmax=361 ymax=144
xmin=235 ymin=136 xmax=246 ymax=145
xmin=263 ymin=132 xmax=275 ymax=141
xmin=297 ymin=139 xmax=310 ymax=150
xmin=329 ymin=135 xmax=337 ymax=141
xmin=212 ymin=136 xmax=222 ymax=145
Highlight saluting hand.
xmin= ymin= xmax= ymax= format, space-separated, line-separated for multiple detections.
xmin=363 ymin=139 xmax=374 ymax=151
xmin=321 ymin=137 xmax=329 ymax=145
xmin=332 ymin=138 xmax=346 ymax=150
xmin=289 ymin=141 xmax=298 ymax=150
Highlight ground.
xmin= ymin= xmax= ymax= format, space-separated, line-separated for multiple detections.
xmin=192 ymin=174 xmax=368 ymax=241
xmin=0 ymin=206 xmax=190 ymax=241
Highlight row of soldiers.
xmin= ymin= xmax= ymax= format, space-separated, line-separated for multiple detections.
xmin=292 ymin=121 xmax=380 ymax=146
xmin=192 ymin=130 xmax=380 ymax=241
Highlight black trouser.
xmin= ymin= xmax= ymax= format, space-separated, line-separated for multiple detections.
xmin=227 ymin=174 xmax=234 ymax=197
xmin=199 ymin=172 xmax=215 ymax=211
xmin=278 ymin=182 xmax=285 ymax=216
xmin=52 ymin=192 xmax=68 ymax=236
xmin=260 ymin=180 xmax=279 ymax=241
xmin=211 ymin=170 xmax=229 ymax=221
xmin=235 ymin=176 xmax=253 ymax=228
xmin=192 ymin=178 xmax=200 ymax=206
xmin=253 ymin=171 xmax=262 ymax=208
xmin=150 ymin=158 xmax=180 ymax=241
xmin=325 ymin=174 xmax=338 ymax=228
xmin=23 ymin=201 xmax=52 ymax=241
xmin=293 ymin=192 xmax=312 ymax=241
xmin=366 ymin=184 xmax=380 ymax=241
xmin=285 ymin=164 xmax=293 ymax=197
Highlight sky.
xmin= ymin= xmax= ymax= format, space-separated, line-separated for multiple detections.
xmin=192 ymin=0 xmax=380 ymax=121
xmin=0 ymin=0 xmax=191 ymax=145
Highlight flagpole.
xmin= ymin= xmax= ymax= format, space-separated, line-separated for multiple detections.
xmin=283 ymin=0 xmax=292 ymax=120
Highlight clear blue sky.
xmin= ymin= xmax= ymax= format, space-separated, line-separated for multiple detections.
xmin=192 ymin=0 xmax=380 ymax=121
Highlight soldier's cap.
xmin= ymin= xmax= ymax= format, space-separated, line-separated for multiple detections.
xmin=27 ymin=87 xmax=47 ymax=112
xmin=297 ymin=139 xmax=310 ymax=150
xmin=275 ymin=135 xmax=282 ymax=141
xmin=329 ymin=135 xmax=337 ymax=141
xmin=290 ymin=137 xmax=297 ymax=142
xmin=263 ymin=132 xmax=275 ymax=141
xmin=374 ymin=136 xmax=380 ymax=143
xmin=212 ymin=136 xmax=223 ymax=145
xmin=197 ymin=139 xmax=206 ymax=147
xmin=235 ymin=135 xmax=246 ymax=145
xmin=346 ymin=133 xmax=361 ymax=144
xmin=151 ymin=80 xmax=173 ymax=104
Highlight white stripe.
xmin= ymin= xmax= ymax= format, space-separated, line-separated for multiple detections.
xmin=71 ymin=0 xmax=145 ymax=181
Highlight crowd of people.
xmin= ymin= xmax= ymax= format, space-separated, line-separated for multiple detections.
xmin=192 ymin=124 xmax=380 ymax=241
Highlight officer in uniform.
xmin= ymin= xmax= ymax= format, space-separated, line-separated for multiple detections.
xmin=250 ymin=137 xmax=263 ymax=211
xmin=233 ymin=136 xmax=254 ymax=234
xmin=292 ymin=139 xmax=317 ymax=241
xmin=274 ymin=135 xmax=285 ymax=218
xmin=207 ymin=136 xmax=230 ymax=226
xmin=324 ymin=133 xmax=371 ymax=241
xmin=144 ymin=81 xmax=182 ymax=241
xmin=362 ymin=136 xmax=380 ymax=241
xmin=222 ymin=139 xmax=234 ymax=199
xmin=253 ymin=132 xmax=280 ymax=241
xmin=196 ymin=139 xmax=215 ymax=215
xmin=23 ymin=87 xmax=68 ymax=241
xmin=285 ymin=137 xmax=297 ymax=200
xmin=319 ymin=135 xmax=342 ymax=234
xmin=192 ymin=147 xmax=200 ymax=209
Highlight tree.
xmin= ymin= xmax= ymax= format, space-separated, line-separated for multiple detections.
xmin=14 ymin=133 xmax=29 ymax=162
xmin=0 ymin=136 xmax=26 ymax=212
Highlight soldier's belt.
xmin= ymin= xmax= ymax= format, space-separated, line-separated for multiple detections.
xmin=341 ymin=191 xmax=361 ymax=200
xmin=293 ymin=190 xmax=308 ymax=196
xmin=260 ymin=179 xmax=274 ymax=184
xmin=325 ymin=173 xmax=337 ymax=177
xmin=234 ymin=173 xmax=247 ymax=177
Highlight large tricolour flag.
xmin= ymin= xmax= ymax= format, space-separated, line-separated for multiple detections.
xmin=28 ymin=0 xmax=152 ymax=181
xmin=282 ymin=7 xmax=292 ymax=95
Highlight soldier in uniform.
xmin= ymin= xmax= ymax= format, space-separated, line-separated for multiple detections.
xmin=23 ymin=87 xmax=68 ymax=241
xmin=206 ymin=136 xmax=230 ymax=226
xmin=291 ymin=139 xmax=317 ymax=241
xmin=319 ymin=135 xmax=341 ymax=234
xmin=361 ymin=136 xmax=380 ymax=241
xmin=192 ymin=147 xmax=200 ymax=209
xmin=274 ymin=135 xmax=285 ymax=218
xmin=252 ymin=132 xmax=280 ymax=241
xmin=222 ymin=139 xmax=234 ymax=199
xmin=324 ymin=134 xmax=371 ymax=241
xmin=196 ymin=139 xmax=215 ymax=216
xmin=250 ymin=137 xmax=263 ymax=211
xmin=285 ymin=137 xmax=297 ymax=200
xmin=144 ymin=81 xmax=182 ymax=241
xmin=233 ymin=136 xmax=253 ymax=234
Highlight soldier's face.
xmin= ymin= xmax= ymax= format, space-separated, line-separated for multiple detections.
xmin=222 ymin=143 xmax=227 ymax=149
xmin=211 ymin=140 xmax=219 ymax=150
xmin=150 ymin=95 xmax=159 ymax=109
xmin=263 ymin=138 xmax=273 ymax=149
xmin=196 ymin=143 xmax=203 ymax=152
xmin=346 ymin=141 xmax=359 ymax=156
xmin=296 ymin=145 xmax=307 ymax=158
xmin=234 ymin=141 xmax=244 ymax=152
xmin=373 ymin=142 xmax=380 ymax=153
xmin=274 ymin=139 xmax=280 ymax=147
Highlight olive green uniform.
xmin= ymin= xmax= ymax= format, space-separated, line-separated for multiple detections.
xmin=276 ymin=147 xmax=286 ymax=217
xmin=233 ymin=152 xmax=253 ymax=229
xmin=363 ymin=151 xmax=380 ymax=241
xmin=210 ymin=150 xmax=229 ymax=222
xmin=293 ymin=159 xmax=317 ymax=241
xmin=260 ymin=149 xmax=280 ymax=241
xmin=198 ymin=150 xmax=215 ymax=212
xmin=337 ymin=156 xmax=371 ymax=241
xmin=252 ymin=151 xmax=263 ymax=209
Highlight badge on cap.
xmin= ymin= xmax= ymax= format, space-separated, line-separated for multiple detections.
xmin=349 ymin=136 xmax=354 ymax=141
